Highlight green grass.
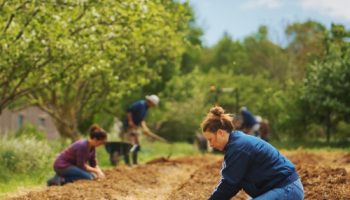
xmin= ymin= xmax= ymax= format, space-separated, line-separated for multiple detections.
xmin=0 ymin=170 xmax=51 ymax=197
xmin=139 ymin=140 xmax=200 ymax=163
xmin=96 ymin=139 xmax=200 ymax=167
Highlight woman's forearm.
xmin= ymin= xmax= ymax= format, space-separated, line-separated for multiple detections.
xmin=84 ymin=164 xmax=99 ymax=174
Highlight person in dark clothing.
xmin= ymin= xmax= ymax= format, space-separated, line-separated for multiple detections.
xmin=121 ymin=95 xmax=166 ymax=165
xmin=240 ymin=107 xmax=260 ymax=135
xmin=201 ymin=106 xmax=304 ymax=200
xmin=47 ymin=124 xmax=107 ymax=186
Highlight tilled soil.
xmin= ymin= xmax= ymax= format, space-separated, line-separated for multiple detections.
xmin=4 ymin=151 xmax=350 ymax=200
xmin=286 ymin=151 xmax=350 ymax=200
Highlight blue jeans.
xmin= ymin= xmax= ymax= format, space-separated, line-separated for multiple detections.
xmin=55 ymin=166 xmax=94 ymax=184
xmin=253 ymin=179 xmax=304 ymax=200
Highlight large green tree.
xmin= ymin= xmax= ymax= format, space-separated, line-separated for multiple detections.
xmin=286 ymin=20 xmax=327 ymax=80
xmin=244 ymin=26 xmax=289 ymax=82
xmin=200 ymin=33 xmax=249 ymax=74
xmin=1 ymin=0 xmax=191 ymax=140
xmin=302 ymin=37 xmax=350 ymax=142
xmin=0 ymin=1 xmax=53 ymax=114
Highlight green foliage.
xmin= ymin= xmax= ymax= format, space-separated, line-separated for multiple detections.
xmin=335 ymin=121 xmax=350 ymax=141
xmin=0 ymin=136 xmax=54 ymax=180
xmin=200 ymin=33 xmax=249 ymax=74
xmin=0 ymin=135 xmax=198 ymax=196
xmin=1 ymin=0 xmax=193 ymax=140
xmin=243 ymin=26 xmax=289 ymax=82
xmin=150 ymin=69 xmax=209 ymax=141
xmin=253 ymin=80 xmax=308 ymax=140
xmin=285 ymin=20 xmax=327 ymax=80
xmin=152 ymin=68 xmax=287 ymax=141
xmin=0 ymin=1 xmax=51 ymax=113
xmin=1 ymin=0 xmax=349 ymax=145
xmin=302 ymin=43 xmax=350 ymax=141
xmin=199 ymin=26 xmax=290 ymax=82
xmin=157 ymin=120 xmax=197 ymax=142
xmin=15 ymin=123 xmax=46 ymax=140
xmin=180 ymin=27 xmax=203 ymax=74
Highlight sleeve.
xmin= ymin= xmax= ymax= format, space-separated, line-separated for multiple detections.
xmin=88 ymin=149 xmax=97 ymax=167
xmin=209 ymin=150 xmax=251 ymax=200
xmin=76 ymin=145 xmax=88 ymax=170
xmin=127 ymin=101 xmax=142 ymax=113
xmin=209 ymin=179 xmax=240 ymax=200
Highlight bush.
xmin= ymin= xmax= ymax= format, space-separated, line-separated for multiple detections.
xmin=0 ymin=136 xmax=54 ymax=176
xmin=15 ymin=124 xmax=46 ymax=140
xmin=152 ymin=69 xmax=287 ymax=142
xmin=335 ymin=121 xmax=350 ymax=141
xmin=157 ymin=120 xmax=198 ymax=142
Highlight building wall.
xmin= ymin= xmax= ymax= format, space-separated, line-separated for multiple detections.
xmin=0 ymin=107 xmax=60 ymax=139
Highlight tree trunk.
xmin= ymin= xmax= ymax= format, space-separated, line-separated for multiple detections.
xmin=50 ymin=107 xmax=81 ymax=141
xmin=325 ymin=112 xmax=332 ymax=143
xmin=54 ymin=119 xmax=80 ymax=141
xmin=35 ymin=101 xmax=82 ymax=141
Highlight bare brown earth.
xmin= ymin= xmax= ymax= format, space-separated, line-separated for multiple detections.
xmin=4 ymin=151 xmax=350 ymax=200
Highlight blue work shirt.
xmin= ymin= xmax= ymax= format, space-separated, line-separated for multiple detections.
xmin=124 ymin=100 xmax=149 ymax=128
xmin=209 ymin=131 xmax=296 ymax=200
xmin=241 ymin=109 xmax=257 ymax=128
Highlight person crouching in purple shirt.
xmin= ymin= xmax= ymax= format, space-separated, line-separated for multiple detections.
xmin=47 ymin=124 xmax=107 ymax=186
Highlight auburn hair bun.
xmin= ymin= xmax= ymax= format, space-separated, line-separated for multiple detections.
xmin=89 ymin=124 xmax=101 ymax=133
xmin=210 ymin=106 xmax=225 ymax=117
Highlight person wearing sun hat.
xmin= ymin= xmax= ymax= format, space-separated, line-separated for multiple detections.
xmin=121 ymin=94 xmax=166 ymax=165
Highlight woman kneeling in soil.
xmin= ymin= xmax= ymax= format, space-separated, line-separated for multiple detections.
xmin=47 ymin=124 xmax=107 ymax=186
xmin=202 ymin=106 xmax=304 ymax=200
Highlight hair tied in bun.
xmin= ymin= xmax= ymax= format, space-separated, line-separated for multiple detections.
xmin=210 ymin=106 xmax=225 ymax=117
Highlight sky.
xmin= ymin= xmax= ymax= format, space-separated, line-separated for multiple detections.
xmin=182 ymin=0 xmax=350 ymax=46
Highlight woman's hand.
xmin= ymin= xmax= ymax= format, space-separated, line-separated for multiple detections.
xmin=96 ymin=169 xmax=105 ymax=179
xmin=95 ymin=166 xmax=105 ymax=179
xmin=85 ymin=164 xmax=106 ymax=179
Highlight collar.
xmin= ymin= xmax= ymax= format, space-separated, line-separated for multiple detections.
xmin=223 ymin=131 xmax=234 ymax=151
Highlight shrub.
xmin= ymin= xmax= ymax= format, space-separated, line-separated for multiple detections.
xmin=15 ymin=124 xmax=46 ymax=141
xmin=0 ymin=136 xmax=54 ymax=175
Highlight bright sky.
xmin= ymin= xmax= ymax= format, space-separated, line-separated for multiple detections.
xmin=183 ymin=0 xmax=350 ymax=46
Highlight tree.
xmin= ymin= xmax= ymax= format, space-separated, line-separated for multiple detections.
xmin=302 ymin=44 xmax=350 ymax=142
xmin=180 ymin=26 xmax=203 ymax=74
xmin=200 ymin=32 xmax=249 ymax=74
xmin=179 ymin=6 xmax=203 ymax=75
xmin=1 ymin=0 xmax=192 ymax=140
xmin=244 ymin=25 xmax=289 ymax=82
xmin=0 ymin=1 xmax=53 ymax=114
xmin=121 ymin=0 xmax=196 ymax=96
xmin=285 ymin=21 xmax=327 ymax=80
